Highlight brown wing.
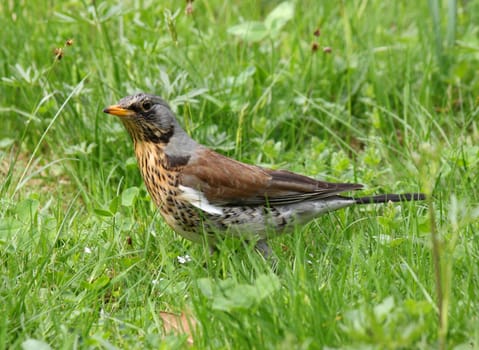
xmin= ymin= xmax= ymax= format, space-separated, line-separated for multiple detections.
xmin=179 ymin=147 xmax=363 ymax=206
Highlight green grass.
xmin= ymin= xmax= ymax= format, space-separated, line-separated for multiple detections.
xmin=1 ymin=0 xmax=479 ymax=348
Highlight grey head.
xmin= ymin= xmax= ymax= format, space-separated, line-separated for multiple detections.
xmin=104 ymin=93 xmax=195 ymax=145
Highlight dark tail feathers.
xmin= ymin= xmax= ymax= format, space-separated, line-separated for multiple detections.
xmin=354 ymin=193 xmax=426 ymax=204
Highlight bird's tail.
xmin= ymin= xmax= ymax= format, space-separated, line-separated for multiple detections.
xmin=353 ymin=193 xmax=426 ymax=204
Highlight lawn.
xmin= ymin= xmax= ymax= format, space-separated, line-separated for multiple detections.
xmin=1 ymin=0 xmax=478 ymax=349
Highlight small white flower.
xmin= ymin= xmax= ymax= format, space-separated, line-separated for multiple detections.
xmin=177 ymin=255 xmax=192 ymax=264
xmin=84 ymin=247 xmax=92 ymax=254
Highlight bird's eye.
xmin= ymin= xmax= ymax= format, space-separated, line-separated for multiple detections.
xmin=142 ymin=101 xmax=152 ymax=110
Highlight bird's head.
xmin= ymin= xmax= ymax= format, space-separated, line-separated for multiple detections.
xmin=103 ymin=93 xmax=179 ymax=143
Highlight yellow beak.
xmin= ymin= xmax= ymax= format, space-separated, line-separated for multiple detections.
xmin=103 ymin=105 xmax=135 ymax=117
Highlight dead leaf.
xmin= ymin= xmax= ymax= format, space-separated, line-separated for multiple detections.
xmin=159 ymin=311 xmax=196 ymax=345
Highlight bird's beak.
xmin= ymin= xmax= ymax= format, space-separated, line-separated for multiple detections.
xmin=103 ymin=105 xmax=135 ymax=117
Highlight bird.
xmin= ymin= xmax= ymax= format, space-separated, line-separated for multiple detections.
xmin=103 ymin=93 xmax=425 ymax=256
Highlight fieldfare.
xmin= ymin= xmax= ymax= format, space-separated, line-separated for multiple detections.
xmin=104 ymin=93 xmax=425 ymax=255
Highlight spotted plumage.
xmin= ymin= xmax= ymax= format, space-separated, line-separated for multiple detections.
xmin=104 ymin=93 xmax=425 ymax=254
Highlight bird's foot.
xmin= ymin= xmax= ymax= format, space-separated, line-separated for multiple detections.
xmin=254 ymin=239 xmax=272 ymax=259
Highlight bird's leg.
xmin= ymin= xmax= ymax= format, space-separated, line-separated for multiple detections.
xmin=209 ymin=245 xmax=218 ymax=256
xmin=254 ymin=239 xmax=272 ymax=259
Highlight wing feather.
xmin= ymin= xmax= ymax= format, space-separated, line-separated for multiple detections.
xmin=179 ymin=147 xmax=363 ymax=206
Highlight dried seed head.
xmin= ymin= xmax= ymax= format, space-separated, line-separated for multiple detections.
xmin=185 ymin=0 xmax=194 ymax=15
xmin=311 ymin=42 xmax=319 ymax=52
xmin=323 ymin=46 xmax=332 ymax=53
xmin=66 ymin=38 xmax=74 ymax=46
xmin=313 ymin=28 xmax=321 ymax=37
xmin=54 ymin=47 xmax=64 ymax=60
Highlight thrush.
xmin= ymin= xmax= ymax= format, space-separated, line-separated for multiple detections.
xmin=104 ymin=93 xmax=425 ymax=255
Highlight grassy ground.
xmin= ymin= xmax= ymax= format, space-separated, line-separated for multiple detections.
xmin=1 ymin=0 xmax=478 ymax=348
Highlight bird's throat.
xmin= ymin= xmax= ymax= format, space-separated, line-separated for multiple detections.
xmin=134 ymin=141 xmax=178 ymax=207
